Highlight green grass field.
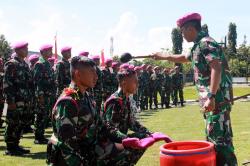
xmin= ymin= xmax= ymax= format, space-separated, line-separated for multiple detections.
xmin=0 ymin=86 xmax=249 ymax=165
xmin=183 ymin=85 xmax=250 ymax=100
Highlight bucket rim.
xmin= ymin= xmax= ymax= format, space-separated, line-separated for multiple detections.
xmin=160 ymin=140 xmax=214 ymax=155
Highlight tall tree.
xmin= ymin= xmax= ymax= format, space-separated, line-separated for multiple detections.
xmin=171 ymin=28 xmax=183 ymax=54
xmin=201 ymin=24 xmax=209 ymax=36
xmin=228 ymin=22 xmax=237 ymax=54
xmin=171 ymin=27 xmax=183 ymax=69
xmin=0 ymin=34 xmax=12 ymax=62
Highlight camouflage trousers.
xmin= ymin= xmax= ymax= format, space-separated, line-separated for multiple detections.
xmin=173 ymin=87 xmax=184 ymax=105
xmin=4 ymin=105 xmax=30 ymax=146
xmin=149 ymin=88 xmax=158 ymax=109
xmin=204 ymin=110 xmax=238 ymax=166
xmin=161 ymin=89 xmax=171 ymax=107
xmin=96 ymin=140 xmax=145 ymax=166
xmin=140 ymin=88 xmax=149 ymax=110
xmin=34 ymin=97 xmax=54 ymax=139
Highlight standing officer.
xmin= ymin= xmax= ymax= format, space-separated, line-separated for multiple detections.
xmin=33 ymin=44 xmax=55 ymax=144
xmin=55 ymin=46 xmax=71 ymax=97
xmin=139 ymin=64 xmax=149 ymax=110
xmin=152 ymin=13 xmax=237 ymax=165
xmin=3 ymin=41 xmax=32 ymax=155
xmin=162 ymin=68 xmax=172 ymax=108
xmin=102 ymin=58 xmax=113 ymax=101
xmin=91 ymin=55 xmax=103 ymax=114
xmin=172 ymin=66 xmax=184 ymax=107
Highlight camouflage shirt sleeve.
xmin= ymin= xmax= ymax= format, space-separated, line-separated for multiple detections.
xmin=54 ymin=99 xmax=84 ymax=166
xmin=33 ymin=63 xmax=45 ymax=96
xmin=200 ymin=40 xmax=221 ymax=64
xmin=55 ymin=62 xmax=64 ymax=92
xmin=104 ymin=101 xmax=128 ymax=143
xmin=3 ymin=62 xmax=16 ymax=104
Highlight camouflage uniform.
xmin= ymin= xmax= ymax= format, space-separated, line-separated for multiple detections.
xmin=162 ymin=73 xmax=172 ymax=108
xmin=171 ymin=72 xmax=184 ymax=106
xmin=102 ymin=67 xmax=113 ymax=101
xmin=3 ymin=56 xmax=32 ymax=148
xmin=48 ymin=83 xmax=137 ymax=166
xmin=187 ymin=30 xmax=237 ymax=165
xmin=149 ymin=71 xmax=157 ymax=109
xmin=33 ymin=56 xmax=56 ymax=141
xmin=155 ymin=72 xmax=164 ymax=108
xmin=139 ymin=70 xmax=150 ymax=110
xmin=55 ymin=58 xmax=71 ymax=97
xmin=92 ymin=66 xmax=103 ymax=114
xmin=111 ymin=71 xmax=118 ymax=93
xmin=102 ymin=89 xmax=152 ymax=166
xmin=48 ymin=83 xmax=100 ymax=166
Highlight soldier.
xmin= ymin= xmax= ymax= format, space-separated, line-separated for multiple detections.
xmin=102 ymin=68 xmax=153 ymax=165
xmin=33 ymin=44 xmax=55 ymax=144
xmin=152 ymin=12 xmax=237 ymax=165
xmin=28 ymin=54 xmax=39 ymax=69
xmin=155 ymin=66 xmax=164 ymax=108
xmin=47 ymin=56 xmax=130 ymax=166
xmin=111 ymin=61 xmax=120 ymax=93
xmin=48 ymin=57 xmax=56 ymax=70
xmin=91 ymin=55 xmax=103 ymax=114
xmin=0 ymin=58 xmax=4 ymax=127
xmin=149 ymin=66 xmax=157 ymax=109
xmin=22 ymin=54 xmax=40 ymax=133
xmin=134 ymin=66 xmax=142 ymax=108
xmin=171 ymin=66 xmax=184 ymax=107
xmin=162 ymin=68 xmax=172 ymax=108
xmin=3 ymin=41 xmax=32 ymax=155
xmin=55 ymin=46 xmax=71 ymax=97
xmin=139 ymin=64 xmax=149 ymax=110
xmin=102 ymin=58 xmax=113 ymax=101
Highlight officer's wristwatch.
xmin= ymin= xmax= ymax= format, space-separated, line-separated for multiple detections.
xmin=207 ymin=92 xmax=216 ymax=99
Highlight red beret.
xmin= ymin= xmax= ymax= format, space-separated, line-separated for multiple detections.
xmin=61 ymin=46 xmax=71 ymax=53
xmin=12 ymin=41 xmax=28 ymax=50
xmin=112 ymin=62 xmax=119 ymax=67
xmin=177 ymin=13 xmax=201 ymax=27
xmin=129 ymin=65 xmax=135 ymax=70
xmin=48 ymin=57 xmax=55 ymax=62
xmin=79 ymin=51 xmax=89 ymax=57
xmin=40 ymin=44 xmax=53 ymax=52
xmin=91 ymin=55 xmax=100 ymax=60
xmin=105 ymin=58 xmax=113 ymax=64
xmin=134 ymin=66 xmax=142 ymax=71
xmin=28 ymin=54 xmax=39 ymax=62
xmin=120 ymin=63 xmax=129 ymax=70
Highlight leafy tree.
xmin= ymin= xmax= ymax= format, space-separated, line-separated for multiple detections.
xmin=228 ymin=22 xmax=237 ymax=54
xmin=0 ymin=34 xmax=12 ymax=62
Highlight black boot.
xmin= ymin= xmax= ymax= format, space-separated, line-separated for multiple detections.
xmin=34 ymin=137 xmax=48 ymax=144
xmin=15 ymin=145 xmax=30 ymax=154
xmin=5 ymin=145 xmax=23 ymax=156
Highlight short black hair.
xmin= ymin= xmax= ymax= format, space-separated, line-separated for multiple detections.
xmin=70 ymin=56 xmax=96 ymax=79
xmin=182 ymin=20 xmax=201 ymax=32
xmin=117 ymin=68 xmax=136 ymax=83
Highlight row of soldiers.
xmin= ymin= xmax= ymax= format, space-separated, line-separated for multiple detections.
xmin=0 ymin=42 xmax=173 ymax=165
xmin=0 ymin=40 xmax=183 ymax=156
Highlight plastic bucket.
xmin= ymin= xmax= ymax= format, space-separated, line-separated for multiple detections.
xmin=160 ymin=141 xmax=216 ymax=166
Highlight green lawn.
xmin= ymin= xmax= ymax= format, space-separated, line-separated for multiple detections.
xmin=183 ymin=85 xmax=250 ymax=100
xmin=0 ymin=102 xmax=249 ymax=165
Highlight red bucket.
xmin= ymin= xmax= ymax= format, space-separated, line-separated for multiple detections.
xmin=160 ymin=141 xmax=216 ymax=166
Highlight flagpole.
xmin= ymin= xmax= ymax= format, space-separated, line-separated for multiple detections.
xmin=54 ymin=32 xmax=58 ymax=60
